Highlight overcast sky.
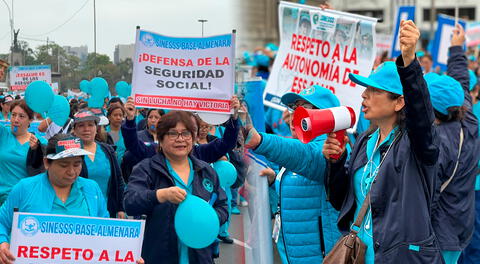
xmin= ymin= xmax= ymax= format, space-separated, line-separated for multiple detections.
xmin=0 ymin=0 xmax=237 ymax=59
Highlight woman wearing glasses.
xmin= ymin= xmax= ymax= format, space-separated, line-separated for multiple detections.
xmin=124 ymin=110 xmax=228 ymax=264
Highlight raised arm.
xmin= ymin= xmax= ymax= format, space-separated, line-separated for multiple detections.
xmin=397 ymin=20 xmax=439 ymax=165
xmin=447 ymin=24 xmax=473 ymax=110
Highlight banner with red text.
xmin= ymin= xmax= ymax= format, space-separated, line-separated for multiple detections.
xmin=265 ymin=1 xmax=377 ymax=115
xmin=10 ymin=212 xmax=145 ymax=264
xmin=9 ymin=65 xmax=52 ymax=91
xmin=132 ymin=29 xmax=235 ymax=113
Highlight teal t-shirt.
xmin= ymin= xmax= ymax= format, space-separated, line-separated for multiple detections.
xmin=51 ymin=181 xmax=90 ymax=216
xmin=106 ymin=126 xmax=126 ymax=165
xmin=166 ymin=157 xmax=194 ymax=264
xmin=0 ymin=125 xmax=47 ymax=205
xmin=352 ymin=127 xmax=398 ymax=264
xmin=0 ymin=112 xmax=10 ymax=121
xmin=85 ymin=144 xmax=111 ymax=199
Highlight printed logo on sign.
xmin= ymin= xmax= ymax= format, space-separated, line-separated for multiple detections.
xmin=20 ymin=217 xmax=40 ymax=237
xmin=141 ymin=33 xmax=156 ymax=48
xmin=203 ymin=178 xmax=214 ymax=193
xmin=300 ymin=86 xmax=315 ymax=95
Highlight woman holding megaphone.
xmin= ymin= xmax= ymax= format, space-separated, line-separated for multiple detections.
xmin=322 ymin=20 xmax=443 ymax=263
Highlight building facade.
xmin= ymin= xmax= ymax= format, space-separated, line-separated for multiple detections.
xmin=114 ymin=44 xmax=135 ymax=64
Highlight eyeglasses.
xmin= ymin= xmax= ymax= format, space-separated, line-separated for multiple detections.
xmin=165 ymin=130 xmax=192 ymax=140
xmin=287 ymin=102 xmax=314 ymax=111
xmin=199 ymin=125 xmax=212 ymax=130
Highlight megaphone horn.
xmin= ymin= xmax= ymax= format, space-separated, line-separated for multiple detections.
xmin=293 ymin=106 xmax=357 ymax=144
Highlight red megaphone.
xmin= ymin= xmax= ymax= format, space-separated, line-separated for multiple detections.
xmin=293 ymin=106 xmax=357 ymax=159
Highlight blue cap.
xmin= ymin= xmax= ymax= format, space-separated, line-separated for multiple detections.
xmin=424 ymin=72 xmax=440 ymax=84
xmin=281 ymin=85 xmax=340 ymax=109
xmin=349 ymin=61 xmax=403 ymax=95
xmin=469 ymin=70 xmax=478 ymax=91
xmin=425 ymin=75 xmax=464 ymax=115
xmin=255 ymin=54 xmax=270 ymax=67
xmin=468 ymin=55 xmax=477 ymax=62
xmin=416 ymin=51 xmax=425 ymax=58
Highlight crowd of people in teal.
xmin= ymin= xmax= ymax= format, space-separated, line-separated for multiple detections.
xmin=0 ymin=19 xmax=478 ymax=264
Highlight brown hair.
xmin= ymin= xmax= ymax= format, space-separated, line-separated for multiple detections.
xmin=10 ymin=100 xmax=34 ymax=120
xmin=434 ymin=106 xmax=466 ymax=123
xmin=156 ymin=111 xmax=196 ymax=141
xmin=107 ymin=105 xmax=126 ymax=117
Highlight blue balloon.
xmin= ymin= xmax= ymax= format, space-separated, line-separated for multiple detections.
xmin=25 ymin=81 xmax=54 ymax=113
xmin=115 ymin=81 xmax=131 ymax=98
xmin=213 ymin=160 xmax=237 ymax=188
xmin=47 ymin=95 xmax=70 ymax=126
xmin=174 ymin=195 xmax=219 ymax=249
xmin=79 ymin=80 xmax=91 ymax=94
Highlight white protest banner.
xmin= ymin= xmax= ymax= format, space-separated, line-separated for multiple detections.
xmin=132 ymin=29 xmax=235 ymax=114
xmin=265 ymin=1 xmax=377 ymax=117
xmin=376 ymin=33 xmax=392 ymax=56
xmin=52 ymin=82 xmax=59 ymax=94
xmin=10 ymin=212 xmax=145 ymax=263
xmin=9 ymin=65 xmax=52 ymax=91
xmin=466 ymin=22 xmax=480 ymax=47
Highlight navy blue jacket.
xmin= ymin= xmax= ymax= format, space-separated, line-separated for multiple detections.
xmin=121 ymin=117 xmax=240 ymax=164
xmin=327 ymin=58 xmax=444 ymax=263
xmin=124 ymin=152 xmax=228 ymax=264
xmin=137 ymin=129 xmax=154 ymax=143
xmin=80 ymin=141 xmax=125 ymax=218
xmin=431 ymin=46 xmax=480 ymax=251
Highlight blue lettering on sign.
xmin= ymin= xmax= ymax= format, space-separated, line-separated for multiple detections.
xmin=18 ymin=214 xmax=142 ymax=238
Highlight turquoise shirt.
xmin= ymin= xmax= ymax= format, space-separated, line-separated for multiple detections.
xmin=0 ymin=112 xmax=10 ymax=121
xmin=106 ymin=126 xmax=126 ymax=165
xmin=166 ymin=157 xmax=194 ymax=264
xmin=473 ymin=103 xmax=480 ymax=190
xmin=0 ymin=124 xmax=47 ymax=205
xmin=51 ymin=181 xmax=90 ymax=217
xmin=352 ymin=127 xmax=398 ymax=264
xmin=85 ymin=144 xmax=111 ymax=198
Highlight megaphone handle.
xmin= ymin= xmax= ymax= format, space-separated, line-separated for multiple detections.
xmin=330 ymin=130 xmax=346 ymax=160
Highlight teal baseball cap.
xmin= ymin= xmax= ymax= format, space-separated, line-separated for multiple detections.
xmin=424 ymin=72 xmax=440 ymax=84
xmin=281 ymin=85 xmax=340 ymax=110
xmin=349 ymin=61 xmax=403 ymax=96
xmin=425 ymin=75 xmax=464 ymax=115
xmin=469 ymin=70 xmax=478 ymax=91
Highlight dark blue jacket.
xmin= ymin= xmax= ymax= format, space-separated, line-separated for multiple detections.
xmin=121 ymin=117 xmax=240 ymax=164
xmin=137 ymin=129 xmax=154 ymax=144
xmin=80 ymin=141 xmax=125 ymax=218
xmin=124 ymin=152 xmax=228 ymax=264
xmin=327 ymin=58 xmax=444 ymax=263
xmin=431 ymin=46 xmax=480 ymax=251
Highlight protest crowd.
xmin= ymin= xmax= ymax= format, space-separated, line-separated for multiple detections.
xmin=0 ymin=1 xmax=479 ymax=264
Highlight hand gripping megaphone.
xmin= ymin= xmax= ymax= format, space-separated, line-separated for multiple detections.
xmin=293 ymin=106 xmax=357 ymax=159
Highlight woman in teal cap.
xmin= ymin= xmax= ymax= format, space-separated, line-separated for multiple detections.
xmin=0 ymin=100 xmax=47 ymax=206
xmin=425 ymin=24 xmax=479 ymax=264
xmin=0 ymin=95 xmax=13 ymax=121
xmin=322 ymin=20 xmax=443 ymax=263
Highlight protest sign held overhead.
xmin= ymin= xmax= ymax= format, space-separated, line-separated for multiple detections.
xmin=132 ymin=28 xmax=235 ymax=114
xmin=264 ymin=1 xmax=377 ymax=116
xmin=10 ymin=212 xmax=145 ymax=264
xmin=431 ymin=14 xmax=467 ymax=72
xmin=390 ymin=6 xmax=415 ymax=58
xmin=9 ymin=65 xmax=52 ymax=91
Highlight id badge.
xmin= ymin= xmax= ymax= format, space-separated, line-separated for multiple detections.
xmin=272 ymin=213 xmax=281 ymax=243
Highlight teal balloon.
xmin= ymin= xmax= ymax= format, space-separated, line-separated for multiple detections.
xmin=213 ymin=160 xmax=238 ymax=188
xmin=115 ymin=81 xmax=131 ymax=98
xmin=89 ymin=77 xmax=109 ymax=108
xmin=25 ymin=81 xmax=54 ymax=113
xmin=79 ymin=80 xmax=91 ymax=94
xmin=90 ymin=77 xmax=109 ymax=98
xmin=47 ymin=95 xmax=70 ymax=126
xmin=174 ymin=195 xmax=219 ymax=249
